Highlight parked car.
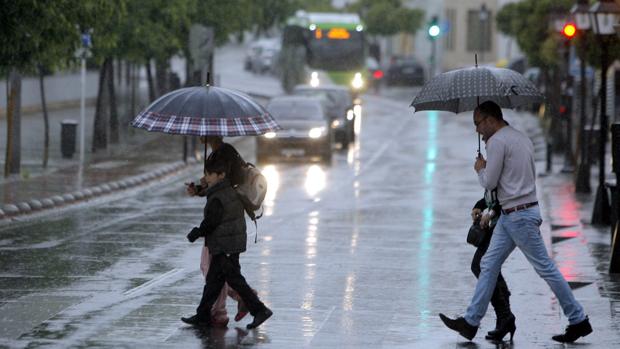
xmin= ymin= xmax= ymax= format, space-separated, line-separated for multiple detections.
xmin=244 ymin=39 xmax=281 ymax=75
xmin=385 ymin=55 xmax=425 ymax=86
xmin=366 ymin=56 xmax=384 ymax=91
xmin=257 ymin=96 xmax=333 ymax=163
xmin=291 ymin=85 xmax=355 ymax=147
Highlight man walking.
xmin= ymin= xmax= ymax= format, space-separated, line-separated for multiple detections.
xmin=439 ymin=101 xmax=592 ymax=343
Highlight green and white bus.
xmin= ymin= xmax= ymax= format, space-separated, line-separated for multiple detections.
xmin=283 ymin=11 xmax=367 ymax=91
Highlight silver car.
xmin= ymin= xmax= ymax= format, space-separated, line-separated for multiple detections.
xmin=292 ymin=85 xmax=355 ymax=147
xmin=257 ymin=96 xmax=333 ymax=163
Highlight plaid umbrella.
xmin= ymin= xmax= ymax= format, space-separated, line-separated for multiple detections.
xmin=411 ymin=66 xmax=544 ymax=114
xmin=131 ymin=86 xmax=281 ymax=136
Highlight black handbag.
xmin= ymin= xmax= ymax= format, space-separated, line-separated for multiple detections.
xmin=467 ymin=223 xmax=488 ymax=247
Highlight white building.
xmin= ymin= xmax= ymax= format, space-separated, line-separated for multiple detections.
xmin=378 ymin=0 xmax=523 ymax=76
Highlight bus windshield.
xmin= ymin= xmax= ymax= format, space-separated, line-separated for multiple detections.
xmin=308 ymin=30 xmax=364 ymax=70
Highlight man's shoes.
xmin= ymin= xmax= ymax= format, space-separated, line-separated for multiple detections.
xmin=181 ymin=314 xmax=211 ymax=327
xmin=246 ymin=308 xmax=273 ymax=329
xmin=552 ymin=316 xmax=593 ymax=343
xmin=439 ymin=313 xmax=478 ymax=341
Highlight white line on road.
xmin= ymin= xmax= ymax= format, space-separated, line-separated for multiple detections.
xmin=311 ymin=306 xmax=336 ymax=344
xmin=357 ymin=103 xmax=413 ymax=176
xmin=123 ymin=268 xmax=184 ymax=297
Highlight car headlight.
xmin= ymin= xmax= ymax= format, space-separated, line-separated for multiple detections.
xmin=351 ymin=72 xmax=364 ymax=90
xmin=346 ymin=109 xmax=355 ymax=121
xmin=331 ymin=119 xmax=341 ymax=128
xmin=308 ymin=127 xmax=324 ymax=138
xmin=264 ymin=132 xmax=276 ymax=139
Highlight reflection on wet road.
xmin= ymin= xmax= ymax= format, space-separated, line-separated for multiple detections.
xmin=0 ymin=94 xmax=619 ymax=348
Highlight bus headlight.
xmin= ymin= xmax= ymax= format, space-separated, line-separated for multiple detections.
xmin=264 ymin=132 xmax=276 ymax=139
xmin=308 ymin=127 xmax=324 ymax=138
xmin=351 ymin=72 xmax=364 ymax=90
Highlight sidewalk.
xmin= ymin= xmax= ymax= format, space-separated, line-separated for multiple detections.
xmin=1 ymin=43 xmax=284 ymax=220
xmin=0 ymin=128 xmax=195 ymax=219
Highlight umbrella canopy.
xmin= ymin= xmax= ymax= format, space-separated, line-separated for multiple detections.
xmin=131 ymin=86 xmax=281 ymax=136
xmin=411 ymin=66 xmax=544 ymax=113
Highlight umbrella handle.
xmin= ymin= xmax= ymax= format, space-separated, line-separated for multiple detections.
xmin=204 ymin=142 xmax=207 ymax=173
xmin=478 ymin=133 xmax=481 ymax=154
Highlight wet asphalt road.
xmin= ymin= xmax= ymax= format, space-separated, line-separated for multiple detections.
xmin=1 ymin=91 xmax=619 ymax=348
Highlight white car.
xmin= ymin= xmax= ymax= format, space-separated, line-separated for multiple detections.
xmin=244 ymin=39 xmax=281 ymax=75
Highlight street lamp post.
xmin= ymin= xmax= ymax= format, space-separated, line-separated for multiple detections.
xmin=427 ymin=16 xmax=441 ymax=78
xmin=79 ymin=31 xmax=92 ymax=168
xmin=572 ymin=0 xmax=592 ymax=193
xmin=479 ymin=4 xmax=489 ymax=64
xmin=589 ymin=0 xmax=620 ymax=226
xmin=551 ymin=11 xmax=577 ymax=174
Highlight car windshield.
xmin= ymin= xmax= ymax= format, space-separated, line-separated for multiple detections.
xmin=267 ymin=101 xmax=324 ymax=120
xmin=392 ymin=57 xmax=418 ymax=66
xmin=293 ymin=89 xmax=350 ymax=108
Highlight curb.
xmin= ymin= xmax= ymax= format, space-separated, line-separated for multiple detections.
xmin=0 ymin=90 xmax=273 ymax=222
xmin=0 ymin=160 xmax=193 ymax=221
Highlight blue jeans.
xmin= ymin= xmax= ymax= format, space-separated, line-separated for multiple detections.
xmin=464 ymin=206 xmax=586 ymax=326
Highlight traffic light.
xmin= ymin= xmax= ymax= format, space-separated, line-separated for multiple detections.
xmin=560 ymin=95 xmax=572 ymax=117
xmin=562 ymin=23 xmax=577 ymax=39
xmin=428 ymin=16 xmax=440 ymax=39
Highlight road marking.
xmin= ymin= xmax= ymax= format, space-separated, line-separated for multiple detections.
xmin=311 ymin=306 xmax=336 ymax=343
xmin=357 ymin=105 xmax=413 ymax=176
xmin=123 ymin=268 xmax=184 ymax=297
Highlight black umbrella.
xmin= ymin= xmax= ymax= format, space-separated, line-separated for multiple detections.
xmin=411 ymin=56 xmax=544 ymax=152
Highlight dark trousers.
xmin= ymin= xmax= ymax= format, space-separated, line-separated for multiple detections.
xmin=471 ymin=232 xmax=512 ymax=318
xmin=196 ymin=253 xmax=266 ymax=321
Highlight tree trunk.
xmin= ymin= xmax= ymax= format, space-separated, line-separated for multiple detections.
xmin=155 ymin=58 xmax=168 ymax=96
xmin=146 ymin=59 xmax=156 ymax=102
xmin=125 ymin=60 xmax=131 ymax=86
xmin=92 ymin=60 xmax=109 ymax=152
xmin=184 ymin=48 xmax=193 ymax=87
xmin=4 ymin=69 xmax=21 ymax=177
xmin=116 ymin=58 xmax=122 ymax=87
xmin=130 ymin=63 xmax=137 ymax=119
xmin=38 ymin=65 xmax=50 ymax=168
xmin=107 ymin=58 xmax=119 ymax=144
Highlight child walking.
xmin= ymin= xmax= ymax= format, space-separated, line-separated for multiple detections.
xmin=182 ymin=161 xmax=272 ymax=329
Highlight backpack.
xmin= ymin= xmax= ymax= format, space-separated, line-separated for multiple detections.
xmin=236 ymin=163 xmax=267 ymax=212
xmin=235 ymin=162 xmax=268 ymax=242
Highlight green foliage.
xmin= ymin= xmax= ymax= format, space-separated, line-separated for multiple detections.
xmin=195 ymin=0 xmax=254 ymax=45
xmin=248 ymin=0 xmax=298 ymax=36
xmin=297 ymin=0 xmax=334 ymax=12
xmin=348 ymin=0 xmax=424 ymax=37
xmin=118 ymin=0 xmax=193 ymax=63
xmin=396 ymin=8 xmax=425 ymax=35
xmin=1 ymin=1 xmax=77 ymax=74
xmin=495 ymin=0 xmax=575 ymax=69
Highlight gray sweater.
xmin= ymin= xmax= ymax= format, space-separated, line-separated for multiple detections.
xmin=477 ymin=125 xmax=538 ymax=209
